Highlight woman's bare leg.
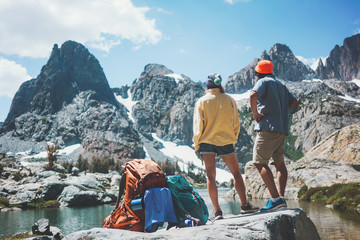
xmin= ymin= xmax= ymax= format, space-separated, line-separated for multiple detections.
xmin=222 ymin=154 xmax=247 ymax=205
xmin=202 ymin=154 xmax=221 ymax=213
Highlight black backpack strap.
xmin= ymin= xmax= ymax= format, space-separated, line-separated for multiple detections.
xmin=171 ymin=196 xmax=200 ymax=223
xmin=115 ymin=172 xmax=127 ymax=209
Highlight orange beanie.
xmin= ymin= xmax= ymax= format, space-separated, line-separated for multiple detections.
xmin=255 ymin=60 xmax=273 ymax=74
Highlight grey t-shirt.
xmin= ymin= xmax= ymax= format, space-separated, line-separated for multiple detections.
xmin=252 ymin=75 xmax=297 ymax=135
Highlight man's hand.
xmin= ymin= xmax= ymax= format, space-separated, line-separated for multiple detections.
xmin=250 ymin=90 xmax=267 ymax=123
xmin=252 ymin=112 xmax=267 ymax=123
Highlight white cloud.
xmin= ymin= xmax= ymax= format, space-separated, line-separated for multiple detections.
xmin=156 ymin=8 xmax=173 ymax=14
xmin=180 ymin=49 xmax=189 ymax=54
xmin=0 ymin=57 xmax=31 ymax=97
xmin=0 ymin=0 xmax=162 ymax=58
xmin=296 ymin=56 xmax=327 ymax=70
xmin=225 ymin=0 xmax=252 ymax=4
xmin=245 ymin=46 xmax=252 ymax=51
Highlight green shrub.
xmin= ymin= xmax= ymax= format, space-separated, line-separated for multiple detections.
xmin=298 ymin=185 xmax=308 ymax=199
xmin=310 ymin=191 xmax=327 ymax=202
xmin=335 ymin=183 xmax=359 ymax=198
xmin=0 ymin=196 xmax=9 ymax=207
xmin=27 ymin=199 xmax=60 ymax=209
xmin=77 ymin=155 xmax=89 ymax=172
xmin=300 ymin=186 xmax=327 ymax=201
xmin=333 ymin=198 xmax=348 ymax=210
xmin=301 ymin=183 xmax=360 ymax=214
xmin=12 ymin=171 xmax=24 ymax=181
xmin=325 ymin=183 xmax=343 ymax=196
xmin=89 ymin=156 xmax=122 ymax=173
xmin=158 ymin=159 xmax=181 ymax=176
xmin=59 ymin=173 xmax=67 ymax=179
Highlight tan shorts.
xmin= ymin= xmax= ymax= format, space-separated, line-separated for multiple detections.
xmin=253 ymin=131 xmax=286 ymax=165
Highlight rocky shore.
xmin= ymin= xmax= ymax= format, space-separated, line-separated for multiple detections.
xmin=0 ymin=160 xmax=119 ymax=211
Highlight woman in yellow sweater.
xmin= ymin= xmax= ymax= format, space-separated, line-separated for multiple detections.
xmin=193 ymin=73 xmax=258 ymax=220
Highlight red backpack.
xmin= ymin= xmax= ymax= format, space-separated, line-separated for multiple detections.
xmin=103 ymin=159 xmax=166 ymax=231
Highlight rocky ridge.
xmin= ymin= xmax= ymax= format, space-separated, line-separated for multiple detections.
xmin=316 ymin=34 xmax=360 ymax=81
xmin=225 ymin=43 xmax=316 ymax=93
xmin=130 ymin=64 xmax=204 ymax=146
xmin=287 ymin=80 xmax=360 ymax=153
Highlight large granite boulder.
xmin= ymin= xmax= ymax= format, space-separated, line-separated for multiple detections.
xmin=304 ymin=123 xmax=360 ymax=163
xmin=64 ymin=208 xmax=320 ymax=240
xmin=241 ymin=157 xmax=360 ymax=200
xmin=57 ymin=185 xmax=102 ymax=207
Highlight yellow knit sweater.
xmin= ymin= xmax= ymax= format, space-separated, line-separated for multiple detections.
xmin=192 ymin=88 xmax=240 ymax=152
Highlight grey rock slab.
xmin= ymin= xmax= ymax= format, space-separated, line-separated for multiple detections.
xmin=64 ymin=208 xmax=319 ymax=240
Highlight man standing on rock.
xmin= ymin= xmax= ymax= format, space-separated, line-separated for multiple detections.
xmin=249 ymin=60 xmax=299 ymax=211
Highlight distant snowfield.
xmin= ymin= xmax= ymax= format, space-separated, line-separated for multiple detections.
xmin=152 ymin=134 xmax=234 ymax=183
xmin=20 ymin=143 xmax=81 ymax=159
xmin=228 ymin=90 xmax=251 ymax=102
xmin=302 ymin=79 xmax=323 ymax=83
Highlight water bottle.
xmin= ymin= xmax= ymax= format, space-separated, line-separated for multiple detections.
xmin=184 ymin=219 xmax=197 ymax=227
xmin=130 ymin=198 xmax=144 ymax=211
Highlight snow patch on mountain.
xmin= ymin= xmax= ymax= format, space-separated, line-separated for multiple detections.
xmin=152 ymin=133 xmax=234 ymax=183
xmin=115 ymin=90 xmax=138 ymax=122
xmin=165 ymin=73 xmax=184 ymax=83
xmin=352 ymin=79 xmax=360 ymax=87
xmin=338 ymin=95 xmax=360 ymax=103
xmin=19 ymin=143 xmax=82 ymax=159
xmin=228 ymin=90 xmax=251 ymax=102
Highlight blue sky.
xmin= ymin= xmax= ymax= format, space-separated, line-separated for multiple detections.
xmin=0 ymin=0 xmax=359 ymax=122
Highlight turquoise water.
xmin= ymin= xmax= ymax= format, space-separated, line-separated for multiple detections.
xmin=1 ymin=188 xmax=359 ymax=239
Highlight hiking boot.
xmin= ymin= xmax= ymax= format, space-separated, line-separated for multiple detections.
xmin=260 ymin=197 xmax=287 ymax=212
xmin=240 ymin=202 xmax=259 ymax=214
xmin=214 ymin=210 xmax=224 ymax=220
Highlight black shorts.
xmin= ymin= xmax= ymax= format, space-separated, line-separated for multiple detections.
xmin=198 ymin=143 xmax=235 ymax=157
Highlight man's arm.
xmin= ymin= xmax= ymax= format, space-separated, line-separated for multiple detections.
xmin=250 ymin=90 xmax=266 ymax=123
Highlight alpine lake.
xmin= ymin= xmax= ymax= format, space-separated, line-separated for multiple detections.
xmin=1 ymin=188 xmax=360 ymax=239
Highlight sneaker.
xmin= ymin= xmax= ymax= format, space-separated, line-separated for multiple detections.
xmin=240 ymin=202 xmax=259 ymax=214
xmin=214 ymin=210 xmax=224 ymax=220
xmin=260 ymin=197 xmax=287 ymax=212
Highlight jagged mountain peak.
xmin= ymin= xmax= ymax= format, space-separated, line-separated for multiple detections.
xmin=269 ymin=43 xmax=292 ymax=54
xmin=316 ymin=33 xmax=360 ymax=81
xmin=1 ymin=40 xmax=119 ymax=133
xmin=225 ymin=43 xmax=316 ymax=93
xmin=140 ymin=63 xmax=174 ymax=78
xmin=0 ymin=41 xmax=146 ymax=162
